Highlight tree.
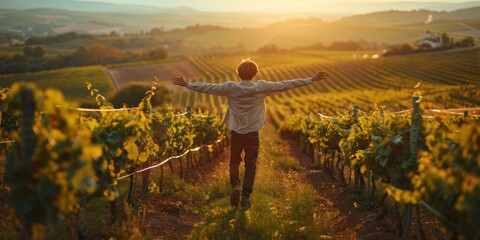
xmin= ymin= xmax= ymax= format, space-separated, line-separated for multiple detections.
xmin=23 ymin=46 xmax=33 ymax=57
xmin=109 ymin=82 xmax=172 ymax=108
xmin=148 ymin=46 xmax=169 ymax=60
xmin=399 ymin=44 xmax=413 ymax=53
xmin=329 ymin=41 xmax=361 ymax=51
xmin=150 ymin=27 xmax=164 ymax=35
xmin=257 ymin=44 xmax=282 ymax=53
xmin=458 ymin=37 xmax=475 ymax=47
xmin=32 ymin=46 xmax=46 ymax=59
xmin=441 ymin=32 xmax=451 ymax=46
xmin=73 ymin=44 xmax=123 ymax=65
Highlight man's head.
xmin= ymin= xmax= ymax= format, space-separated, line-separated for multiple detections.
xmin=236 ymin=58 xmax=258 ymax=80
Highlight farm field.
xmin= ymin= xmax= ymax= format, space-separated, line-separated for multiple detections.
xmin=0 ymin=65 xmax=113 ymax=101
xmin=107 ymin=60 xmax=203 ymax=91
xmin=167 ymin=48 xmax=479 ymax=120
xmin=4 ymin=47 xmax=475 ymax=114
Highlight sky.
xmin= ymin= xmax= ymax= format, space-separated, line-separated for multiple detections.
xmin=79 ymin=0 xmax=472 ymax=12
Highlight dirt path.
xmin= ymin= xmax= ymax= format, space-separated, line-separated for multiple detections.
xmin=144 ymin=126 xmax=431 ymax=239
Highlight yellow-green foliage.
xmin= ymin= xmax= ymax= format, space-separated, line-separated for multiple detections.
xmin=2 ymin=82 xmax=226 ymax=239
xmin=5 ymin=83 xmax=101 ymax=239
xmin=282 ymin=104 xmax=480 ymax=239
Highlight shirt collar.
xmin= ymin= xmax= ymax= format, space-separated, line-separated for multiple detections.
xmin=240 ymin=80 xmax=254 ymax=85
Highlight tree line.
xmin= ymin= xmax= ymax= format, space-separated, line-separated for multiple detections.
xmin=0 ymin=44 xmax=169 ymax=74
xmin=258 ymin=40 xmax=388 ymax=53
xmin=25 ymin=32 xmax=94 ymax=45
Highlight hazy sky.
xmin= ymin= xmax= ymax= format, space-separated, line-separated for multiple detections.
xmin=80 ymin=0 xmax=471 ymax=12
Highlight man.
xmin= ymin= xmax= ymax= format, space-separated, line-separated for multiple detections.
xmin=171 ymin=59 xmax=329 ymax=208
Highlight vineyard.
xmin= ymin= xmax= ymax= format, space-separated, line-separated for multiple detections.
xmin=176 ymin=49 xmax=479 ymax=120
xmin=0 ymin=83 xmax=227 ymax=239
xmin=281 ymin=99 xmax=480 ymax=239
xmin=0 ymin=48 xmax=479 ymax=239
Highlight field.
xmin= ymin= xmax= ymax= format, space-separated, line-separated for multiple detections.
xmin=0 ymin=65 xmax=113 ymax=101
xmin=107 ymin=60 xmax=203 ymax=91
xmin=3 ymin=47 xmax=474 ymax=115
xmin=163 ymin=48 xmax=479 ymax=121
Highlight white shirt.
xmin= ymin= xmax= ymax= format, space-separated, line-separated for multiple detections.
xmin=187 ymin=78 xmax=312 ymax=134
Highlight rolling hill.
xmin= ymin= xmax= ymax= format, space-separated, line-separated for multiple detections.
xmin=0 ymin=0 xmax=165 ymax=12
xmin=341 ymin=6 xmax=480 ymax=25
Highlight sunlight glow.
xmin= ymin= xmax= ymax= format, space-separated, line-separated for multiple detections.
xmin=78 ymin=0 xmax=471 ymax=12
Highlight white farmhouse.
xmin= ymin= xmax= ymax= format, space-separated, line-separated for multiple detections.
xmin=416 ymin=31 xmax=443 ymax=49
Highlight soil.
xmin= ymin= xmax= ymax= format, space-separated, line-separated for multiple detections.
xmin=144 ymin=149 xmax=230 ymax=240
xmin=283 ymin=134 xmax=441 ymax=240
xmin=283 ymin=137 xmax=399 ymax=240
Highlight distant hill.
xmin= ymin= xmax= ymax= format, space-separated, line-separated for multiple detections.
xmin=0 ymin=0 xmax=166 ymax=12
xmin=322 ymin=1 xmax=480 ymax=13
xmin=341 ymin=6 xmax=480 ymax=25
xmin=0 ymin=3 xmax=478 ymax=51
xmin=0 ymin=8 xmax=341 ymax=33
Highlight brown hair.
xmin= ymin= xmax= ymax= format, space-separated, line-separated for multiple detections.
xmin=236 ymin=58 xmax=258 ymax=80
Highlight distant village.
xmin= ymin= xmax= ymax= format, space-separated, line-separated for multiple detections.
xmin=382 ymin=30 xmax=476 ymax=56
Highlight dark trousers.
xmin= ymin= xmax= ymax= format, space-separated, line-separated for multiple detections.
xmin=230 ymin=130 xmax=259 ymax=198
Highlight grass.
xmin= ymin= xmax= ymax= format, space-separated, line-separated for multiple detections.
xmin=0 ymin=65 xmax=113 ymax=102
xmin=184 ymin=126 xmax=333 ymax=240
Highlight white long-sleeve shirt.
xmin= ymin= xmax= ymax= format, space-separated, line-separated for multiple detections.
xmin=186 ymin=78 xmax=312 ymax=134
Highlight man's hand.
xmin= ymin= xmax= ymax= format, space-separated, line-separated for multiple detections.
xmin=171 ymin=76 xmax=188 ymax=87
xmin=311 ymin=71 xmax=329 ymax=82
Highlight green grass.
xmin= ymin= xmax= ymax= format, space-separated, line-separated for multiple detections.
xmin=0 ymin=36 xmax=125 ymax=57
xmin=0 ymin=65 xmax=113 ymax=102
xmin=185 ymin=127 xmax=333 ymax=240
xmin=0 ymin=34 xmax=161 ymax=58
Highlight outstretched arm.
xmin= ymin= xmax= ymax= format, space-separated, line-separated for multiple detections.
xmin=264 ymin=71 xmax=329 ymax=94
xmin=311 ymin=71 xmax=329 ymax=82
xmin=171 ymin=76 xmax=188 ymax=87
xmin=171 ymin=76 xmax=229 ymax=96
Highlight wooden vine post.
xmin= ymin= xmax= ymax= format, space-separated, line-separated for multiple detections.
xmin=184 ymin=106 xmax=192 ymax=178
xmin=403 ymin=95 xmax=421 ymax=239
xmin=353 ymin=105 xmax=361 ymax=195
xmin=20 ymin=87 xmax=36 ymax=238
xmin=140 ymin=102 xmax=156 ymax=199
xmin=141 ymin=158 xmax=151 ymax=199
